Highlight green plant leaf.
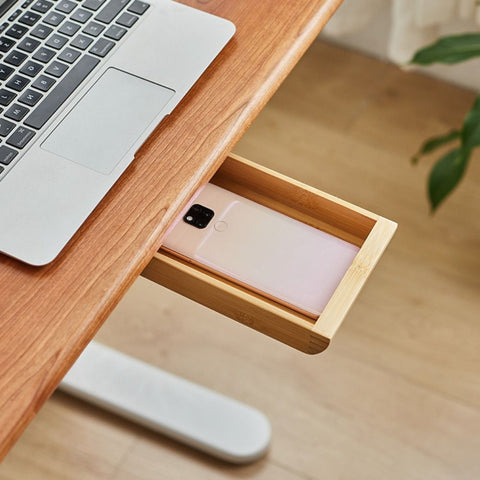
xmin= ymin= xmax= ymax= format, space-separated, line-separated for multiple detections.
xmin=461 ymin=94 xmax=480 ymax=151
xmin=428 ymin=148 xmax=469 ymax=211
xmin=412 ymin=130 xmax=460 ymax=164
xmin=411 ymin=33 xmax=480 ymax=65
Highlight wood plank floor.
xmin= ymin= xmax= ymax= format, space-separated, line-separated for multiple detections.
xmin=2 ymin=40 xmax=479 ymax=479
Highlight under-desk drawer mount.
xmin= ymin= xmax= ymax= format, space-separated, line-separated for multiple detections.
xmin=142 ymin=154 xmax=397 ymax=354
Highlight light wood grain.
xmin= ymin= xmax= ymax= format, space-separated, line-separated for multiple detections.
xmin=2 ymin=40 xmax=480 ymax=480
xmin=211 ymin=154 xmax=377 ymax=246
xmin=0 ymin=0 xmax=343 ymax=459
xmin=143 ymin=153 xmax=396 ymax=353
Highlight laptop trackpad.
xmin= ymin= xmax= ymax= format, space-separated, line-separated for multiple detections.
xmin=42 ymin=68 xmax=175 ymax=175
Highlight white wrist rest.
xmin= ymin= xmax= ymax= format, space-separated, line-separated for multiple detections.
xmin=59 ymin=341 xmax=271 ymax=464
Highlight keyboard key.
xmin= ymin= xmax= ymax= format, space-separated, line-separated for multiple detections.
xmin=0 ymin=89 xmax=16 ymax=106
xmin=104 ymin=24 xmax=126 ymax=40
xmin=83 ymin=0 xmax=106 ymax=11
xmin=95 ymin=0 xmax=129 ymax=24
xmin=5 ymin=103 xmax=29 ymax=121
xmin=18 ymin=12 xmax=41 ymax=27
xmin=32 ymin=74 xmax=56 ymax=91
xmin=31 ymin=24 xmax=53 ymax=39
xmin=0 ymin=37 xmax=15 ymax=52
xmin=0 ymin=22 xmax=9 ymax=34
xmin=82 ymin=21 xmax=104 ymax=36
xmin=19 ymin=60 xmax=43 ymax=77
xmin=19 ymin=88 xmax=43 ymax=106
xmin=45 ymin=59 xmax=68 ymax=76
xmin=0 ymin=145 xmax=18 ymax=165
xmin=44 ymin=11 xmax=66 ymax=26
xmin=6 ymin=74 xmax=30 ymax=91
xmin=70 ymin=33 xmax=92 ymax=49
xmin=58 ymin=20 xmax=80 ymax=36
xmin=55 ymin=0 xmax=76 ymax=13
xmin=31 ymin=0 xmax=54 ymax=13
xmin=0 ymin=63 xmax=14 ymax=80
xmin=57 ymin=46 xmax=80 ymax=63
xmin=33 ymin=47 xmax=56 ymax=62
xmin=127 ymin=1 xmax=149 ymax=15
xmin=18 ymin=11 xmax=42 ymax=26
xmin=89 ymin=37 xmax=114 ymax=57
xmin=7 ymin=126 xmax=35 ymax=148
xmin=116 ymin=12 xmax=137 ymax=28
xmin=5 ymin=24 xmax=29 ymax=39
xmin=4 ymin=50 xmax=28 ymax=66
xmin=8 ymin=10 xmax=22 ymax=22
xmin=0 ymin=118 xmax=15 ymax=136
xmin=25 ymin=54 xmax=99 ymax=129
xmin=32 ymin=0 xmax=53 ymax=13
xmin=22 ymin=0 xmax=34 ymax=7
xmin=45 ymin=33 xmax=68 ymax=49
xmin=71 ymin=8 xmax=92 ymax=23
xmin=18 ymin=36 xmax=40 ymax=53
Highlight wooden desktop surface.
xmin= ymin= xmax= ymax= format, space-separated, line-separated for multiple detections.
xmin=0 ymin=0 xmax=342 ymax=460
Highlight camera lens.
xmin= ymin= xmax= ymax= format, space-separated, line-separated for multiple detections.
xmin=183 ymin=204 xmax=214 ymax=229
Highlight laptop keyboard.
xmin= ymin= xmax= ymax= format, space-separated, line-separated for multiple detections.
xmin=0 ymin=0 xmax=150 ymax=178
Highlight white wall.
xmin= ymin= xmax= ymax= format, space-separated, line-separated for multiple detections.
xmin=322 ymin=2 xmax=480 ymax=92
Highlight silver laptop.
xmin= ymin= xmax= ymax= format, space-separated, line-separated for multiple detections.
xmin=0 ymin=0 xmax=234 ymax=265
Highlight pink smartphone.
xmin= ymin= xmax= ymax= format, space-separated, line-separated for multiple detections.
xmin=162 ymin=183 xmax=360 ymax=318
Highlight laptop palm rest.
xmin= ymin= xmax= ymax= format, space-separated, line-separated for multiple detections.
xmin=41 ymin=68 xmax=175 ymax=175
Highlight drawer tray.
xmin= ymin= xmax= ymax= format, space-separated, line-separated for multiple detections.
xmin=142 ymin=154 xmax=397 ymax=354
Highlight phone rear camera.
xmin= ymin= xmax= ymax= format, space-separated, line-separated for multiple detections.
xmin=183 ymin=204 xmax=214 ymax=229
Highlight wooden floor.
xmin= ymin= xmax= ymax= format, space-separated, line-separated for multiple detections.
xmin=2 ymin=40 xmax=480 ymax=479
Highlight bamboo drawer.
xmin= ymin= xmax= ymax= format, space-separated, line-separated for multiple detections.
xmin=142 ymin=154 xmax=397 ymax=354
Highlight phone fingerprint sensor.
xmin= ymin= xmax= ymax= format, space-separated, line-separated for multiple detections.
xmin=214 ymin=221 xmax=228 ymax=232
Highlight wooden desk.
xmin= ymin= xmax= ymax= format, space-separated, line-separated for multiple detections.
xmin=0 ymin=0 xmax=342 ymax=460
